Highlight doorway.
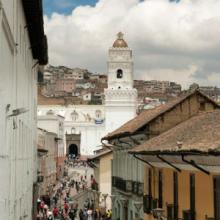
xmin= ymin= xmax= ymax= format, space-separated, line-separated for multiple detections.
xmin=68 ymin=144 xmax=78 ymax=159
xmin=214 ymin=176 xmax=220 ymax=220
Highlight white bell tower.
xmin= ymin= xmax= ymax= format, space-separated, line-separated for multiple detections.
xmin=105 ymin=32 xmax=137 ymax=133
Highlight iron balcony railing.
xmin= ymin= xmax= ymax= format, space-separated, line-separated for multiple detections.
xmin=143 ymin=195 xmax=158 ymax=214
xmin=112 ymin=176 xmax=143 ymax=195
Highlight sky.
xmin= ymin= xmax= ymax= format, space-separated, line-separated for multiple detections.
xmin=43 ymin=0 xmax=220 ymax=89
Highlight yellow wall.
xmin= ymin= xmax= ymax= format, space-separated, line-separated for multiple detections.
xmin=142 ymin=93 xmax=217 ymax=220
xmin=99 ymin=152 xmax=113 ymax=209
xmin=144 ymin=167 xmax=217 ymax=220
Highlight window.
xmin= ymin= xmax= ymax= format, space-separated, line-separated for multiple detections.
xmin=71 ymin=110 xmax=78 ymax=121
xmin=117 ymin=69 xmax=123 ymax=78
xmin=95 ymin=110 xmax=102 ymax=119
xmin=214 ymin=176 xmax=220 ymax=220
xmin=199 ymin=102 xmax=205 ymax=111
xmin=173 ymin=172 xmax=178 ymax=220
xmin=167 ymin=204 xmax=174 ymax=220
xmin=190 ymin=174 xmax=195 ymax=220
xmin=158 ymin=170 xmax=163 ymax=208
xmin=143 ymin=168 xmax=152 ymax=214
xmin=149 ymin=168 xmax=152 ymax=198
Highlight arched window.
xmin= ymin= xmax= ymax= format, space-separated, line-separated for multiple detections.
xmin=116 ymin=69 xmax=123 ymax=78
xmin=71 ymin=110 xmax=78 ymax=121
xmin=95 ymin=110 xmax=102 ymax=119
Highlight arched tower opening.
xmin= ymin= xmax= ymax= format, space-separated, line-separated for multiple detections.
xmin=117 ymin=69 xmax=123 ymax=79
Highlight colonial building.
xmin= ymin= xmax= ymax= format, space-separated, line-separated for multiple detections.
xmin=102 ymin=90 xmax=220 ymax=220
xmin=38 ymin=105 xmax=105 ymax=155
xmin=38 ymin=111 xmax=65 ymax=177
xmin=0 ymin=0 xmax=47 ymax=219
xmin=130 ymin=109 xmax=220 ymax=220
xmin=37 ymin=128 xmax=57 ymax=197
xmin=89 ymin=148 xmax=113 ymax=210
xmin=38 ymin=33 xmax=137 ymax=156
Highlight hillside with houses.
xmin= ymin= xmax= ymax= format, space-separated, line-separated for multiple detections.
xmin=38 ymin=65 xmax=183 ymax=107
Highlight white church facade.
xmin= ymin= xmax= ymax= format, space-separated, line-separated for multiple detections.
xmin=38 ymin=33 xmax=137 ymax=155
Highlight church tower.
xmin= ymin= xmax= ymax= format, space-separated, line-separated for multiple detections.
xmin=105 ymin=32 xmax=137 ymax=133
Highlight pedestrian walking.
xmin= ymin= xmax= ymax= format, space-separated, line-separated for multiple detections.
xmin=53 ymin=206 xmax=59 ymax=219
xmin=47 ymin=211 xmax=53 ymax=220
xmin=79 ymin=209 xmax=84 ymax=220
xmin=64 ymin=201 xmax=69 ymax=213
xmin=68 ymin=208 xmax=76 ymax=220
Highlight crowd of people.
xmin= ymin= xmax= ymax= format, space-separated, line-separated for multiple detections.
xmin=78 ymin=208 xmax=112 ymax=220
xmin=36 ymin=179 xmax=79 ymax=220
xmin=36 ymin=159 xmax=111 ymax=220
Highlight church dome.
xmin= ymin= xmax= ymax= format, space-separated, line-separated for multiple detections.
xmin=113 ymin=32 xmax=128 ymax=48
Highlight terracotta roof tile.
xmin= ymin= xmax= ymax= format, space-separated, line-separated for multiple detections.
xmin=130 ymin=109 xmax=220 ymax=154
xmin=102 ymin=90 xmax=219 ymax=140
xmin=88 ymin=149 xmax=112 ymax=160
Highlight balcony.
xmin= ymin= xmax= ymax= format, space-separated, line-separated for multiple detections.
xmin=132 ymin=181 xmax=139 ymax=194
xmin=115 ymin=177 xmax=126 ymax=191
xmin=143 ymin=195 xmax=158 ymax=214
xmin=182 ymin=210 xmax=194 ymax=220
xmin=167 ymin=204 xmax=174 ymax=220
xmin=112 ymin=177 xmax=143 ymax=195
xmin=132 ymin=181 xmax=144 ymax=195
xmin=126 ymin=180 xmax=132 ymax=192
xmin=143 ymin=195 xmax=152 ymax=214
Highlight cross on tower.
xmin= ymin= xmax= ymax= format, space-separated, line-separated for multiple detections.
xmin=117 ymin=32 xmax=124 ymax=40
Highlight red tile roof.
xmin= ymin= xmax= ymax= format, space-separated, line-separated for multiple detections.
xmin=129 ymin=110 xmax=220 ymax=155
xmin=102 ymin=90 xmax=219 ymax=141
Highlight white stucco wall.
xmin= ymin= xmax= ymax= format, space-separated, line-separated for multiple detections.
xmin=37 ymin=129 xmax=57 ymax=195
xmin=99 ymin=153 xmax=113 ymax=210
xmin=38 ymin=105 xmax=106 ymax=155
xmin=0 ymin=1 xmax=38 ymax=219
xmin=38 ymin=115 xmax=65 ymax=156
xmin=105 ymin=38 xmax=137 ymax=133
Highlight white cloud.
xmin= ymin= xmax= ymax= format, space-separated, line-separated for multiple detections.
xmin=44 ymin=0 xmax=220 ymax=88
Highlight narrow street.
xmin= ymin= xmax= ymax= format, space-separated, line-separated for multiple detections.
xmin=2 ymin=1 xmax=220 ymax=220
xmin=36 ymin=159 xmax=111 ymax=220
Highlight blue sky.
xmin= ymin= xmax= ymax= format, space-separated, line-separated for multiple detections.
xmin=43 ymin=0 xmax=98 ymax=16
xmin=43 ymin=0 xmax=180 ymax=16
xmin=44 ymin=0 xmax=220 ymax=88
